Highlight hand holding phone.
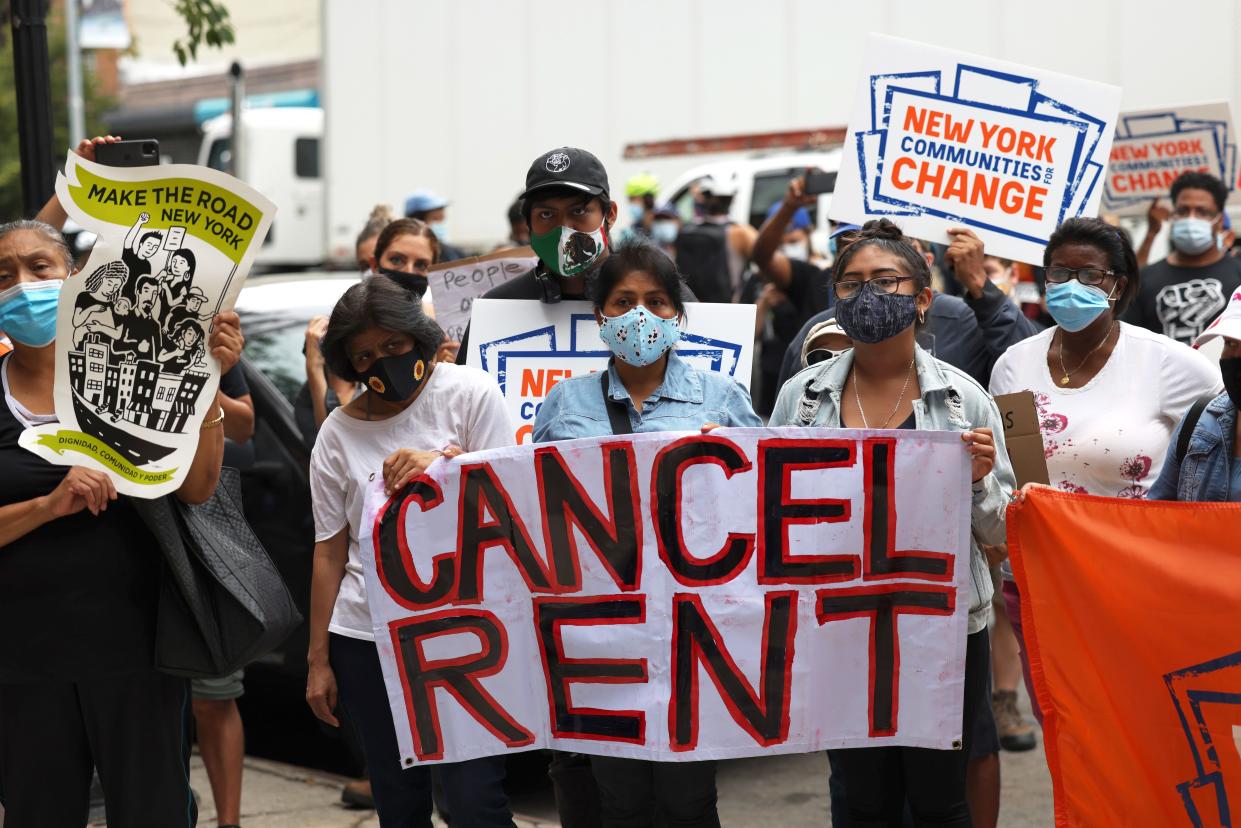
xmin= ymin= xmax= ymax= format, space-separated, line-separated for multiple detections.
xmin=94 ymin=139 xmax=160 ymax=168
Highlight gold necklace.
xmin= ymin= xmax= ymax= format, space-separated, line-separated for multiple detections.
xmin=1057 ymin=322 xmax=1116 ymax=386
xmin=852 ymin=358 xmax=916 ymax=428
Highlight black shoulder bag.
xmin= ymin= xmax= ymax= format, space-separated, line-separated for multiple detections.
xmin=133 ymin=467 xmax=302 ymax=678
xmin=1175 ymin=393 xmax=1218 ymax=464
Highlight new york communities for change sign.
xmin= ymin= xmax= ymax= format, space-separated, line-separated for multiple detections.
xmin=359 ymin=428 xmax=973 ymax=766
xmin=1103 ymin=102 xmax=1239 ymax=215
xmin=831 ymin=34 xmax=1122 ymax=266
xmin=466 ymin=299 xmax=755 ymax=444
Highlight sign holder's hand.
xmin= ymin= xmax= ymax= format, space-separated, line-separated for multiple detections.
xmin=382 ymin=445 xmax=464 ymax=495
xmin=209 ymin=311 xmax=244 ymax=375
xmin=945 ymin=227 xmax=988 ymax=299
xmin=42 ymin=466 xmax=118 ymax=518
xmin=962 ymin=427 xmax=995 ymax=482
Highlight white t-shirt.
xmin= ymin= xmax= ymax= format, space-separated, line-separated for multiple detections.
xmin=309 ymin=362 xmax=513 ymax=641
xmin=990 ymin=322 xmax=1221 ymax=498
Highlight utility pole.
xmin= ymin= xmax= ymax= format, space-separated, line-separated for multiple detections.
xmin=65 ymin=0 xmax=85 ymax=147
xmin=228 ymin=61 xmax=244 ymax=178
xmin=10 ymin=0 xmax=57 ymax=215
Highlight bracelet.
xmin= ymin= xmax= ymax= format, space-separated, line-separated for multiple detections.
xmin=200 ymin=407 xmax=226 ymax=430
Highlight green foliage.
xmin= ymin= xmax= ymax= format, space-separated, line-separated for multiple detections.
xmin=170 ymin=0 xmax=235 ymax=66
xmin=0 ymin=15 xmax=116 ymax=222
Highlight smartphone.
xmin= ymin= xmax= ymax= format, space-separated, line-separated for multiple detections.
xmin=803 ymin=169 xmax=837 ymax=196
xmin=94 ymin=139 xmax=161 ymax=168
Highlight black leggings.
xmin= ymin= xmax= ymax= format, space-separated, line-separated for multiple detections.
xmin=829 ymin=629 xmax=990 ymax=827
xmin=591 ymin=756 xmax=720 ymax=828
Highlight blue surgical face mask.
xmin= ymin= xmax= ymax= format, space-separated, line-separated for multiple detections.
xmin=598 ymin=305 xmax=682 ymax=367
xmin=1169 ymin=217 xmax=1217 ymax=256
xmin=628 ymin=202 xmax=646 ymax=224
xmin=651 ymin=221 xmax=678 ymax=245
xmin=0 ymin=280 xmax=62 ymax=347
xmin=431 ymin=221 xmax=449 ymax=245
xmin=1045 ymin=281 xmax=1114 ymax=332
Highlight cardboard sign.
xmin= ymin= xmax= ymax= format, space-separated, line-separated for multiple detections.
xmin=360 ymin=428 xmax=974 ymax=766
xmin=19 ymin=153 xmax=275 ymax=498
xmin=831 ymin=34 xmax=1122 ymax=266
xmin=1103 ymin=102 xmax=1238 ymax=215
xmin=465 ymin=299 xmax=755 ymax=444
xmin=993 ymin=391 xmax=1049 ymax=486
xmin=429 ymin=247 xmax=537 ymax=342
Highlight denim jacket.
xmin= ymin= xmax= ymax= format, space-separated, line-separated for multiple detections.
xmin=1147 ymin=393 xmax=1236 ymax=502
xmin=769 ymin=346 xmax=1015 ymax=635
xmin=532 ymin=352 xmax=762 ymax=442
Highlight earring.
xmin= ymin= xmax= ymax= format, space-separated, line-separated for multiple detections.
xmin=917 ymin=307 xmax=926 ymax=324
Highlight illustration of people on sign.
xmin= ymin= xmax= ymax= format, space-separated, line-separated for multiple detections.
xmin=71 ymin=260 xmax=127 ymax=348
xmin=120 ymin=211 xmax=164 ymax=302
xmin=64 ymin=209 xmax=216 ymax=439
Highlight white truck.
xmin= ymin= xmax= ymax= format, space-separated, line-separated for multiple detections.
xmin=198 ymin=0 xmax=1241 ymax=268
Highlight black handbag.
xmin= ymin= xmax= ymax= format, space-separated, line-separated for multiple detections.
xmin=134 ymin=466 xmax=302 ymax=678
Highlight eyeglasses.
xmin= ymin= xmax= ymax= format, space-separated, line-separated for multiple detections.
xmin=1171 ymin=206 xmax=1220 ymax=221
xmin=1044 ymin=266 xmax=1114 ymax=286
xmin=833 ymin=275 xmax=916 ymax=300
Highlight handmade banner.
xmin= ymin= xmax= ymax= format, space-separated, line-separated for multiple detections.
xmin=830 ymin=34 xmax=1122 ymax=266
xmin=1008 ymin=490 xmax=1241 ymax=826
xmin=1103 ymin=101 xmax=1238 ymax=215
xmin=359 ymin=427 xmax=973 ymax=766
xmin=465 ymin=299 xmax=755 ymax=443
xmin=19 ymin=153 xmax=275 ymax=497
xmin=428 ymin=248 xmax=536 ymax=343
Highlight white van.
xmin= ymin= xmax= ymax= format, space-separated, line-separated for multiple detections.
xmin=198 ymin=107 xmax=325 ymax=268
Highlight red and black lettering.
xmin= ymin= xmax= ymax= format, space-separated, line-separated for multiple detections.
xmin=669 ymin=591 xmax=797 ymax=750
xmin=372 ymin=477 xmax=457 ymax=610
xmin=652 ymin=436 xmax=755 ymax=586
xmin=534 ymin=443 xmax=642 ymax=592
xmin=390 ymin=609 xmax=534 ymax=761
xmin=816 ymin=584 xmax=955 ymax=736
xmin=862 ymin=438 xmax=953 ymax=580
xmin=533 ymin=596 xmax=648 ymax=743
xmin=757 ymin=439 xmax=860 ymax=584
xmin=456 ymin=462 xmax=554 ymax=601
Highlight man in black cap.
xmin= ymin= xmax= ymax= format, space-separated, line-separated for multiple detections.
xmin=456 ymin=147 xmax=693 ymax=363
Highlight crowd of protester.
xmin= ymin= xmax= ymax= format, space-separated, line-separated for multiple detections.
xmin=2 ymin=130 xmax=1240 ymax=828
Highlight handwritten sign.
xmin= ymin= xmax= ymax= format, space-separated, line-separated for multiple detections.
xmin=19 ymin=153 xmax=275 ymax=497
xmin=465 ymin=299 xmax=755 ymax=444
xmin=1103 ymin=102 xmax=1238 ymax=215
xmin=831 ymin=34 xmax=1122 ymax=265
xmin=429 ymin=248 xmax=536 ymax=341
xmin=361 ymin=428 xmax=973 ymax=765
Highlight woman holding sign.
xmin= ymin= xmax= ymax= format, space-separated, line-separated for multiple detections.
xmin=305 ymin=275 xmax=515 ymax=827
xmin=533 ymin=242 xmax=761 ymax=828
xmin=0 ymin=217 xmax=242 ymax=826
xmin=769 ymin=220 xmax=1014 ymax=826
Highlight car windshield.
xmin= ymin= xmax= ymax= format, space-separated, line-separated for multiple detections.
xmin=236 ymin=277 xmax=359 ymax=405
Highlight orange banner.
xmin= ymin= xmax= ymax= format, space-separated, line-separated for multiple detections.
xmin=1009 ymin=490 xmax=1241 ymax=826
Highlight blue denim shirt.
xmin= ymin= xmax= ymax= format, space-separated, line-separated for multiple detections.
xmin=1147 ymin=393 xmax=1237 ymax=502
xmin=769 ymin=346 xmax=1015 ymax=635
xmin=532 ymin=352 xmax=761 ymax=442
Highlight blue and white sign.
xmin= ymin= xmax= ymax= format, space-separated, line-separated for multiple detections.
xmin=1103 ymin=102 xmax=1238 ymax=215
xmin=466 ymin=299 xmax=755 ymax=443
xmin=831 ymin=34 xmax=1122 ymax=266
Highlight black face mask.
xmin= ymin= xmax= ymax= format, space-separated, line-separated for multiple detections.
xmin=1221 ymin=357 xmax=1241 ymax=408
xmin=363 ymin=347 xmax=430 ymax=402
xmin=378 ymin=267 xmax=429 ymax=298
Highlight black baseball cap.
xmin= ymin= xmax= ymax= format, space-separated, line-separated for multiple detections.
xmin=521 ymin=147 xmax=611 ymax=201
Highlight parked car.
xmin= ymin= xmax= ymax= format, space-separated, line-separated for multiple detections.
xmin=229 ymin=273 xmax=359 ymax=773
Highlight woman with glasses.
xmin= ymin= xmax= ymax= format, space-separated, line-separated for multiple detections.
xmin=770 ymin=220 xmax=1013 ymax=827
xmin=990 ymin=217 xmax=1220 ymax=719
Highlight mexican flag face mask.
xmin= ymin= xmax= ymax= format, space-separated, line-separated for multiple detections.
xmin=531 ymin=221 xmax=608 ymax=277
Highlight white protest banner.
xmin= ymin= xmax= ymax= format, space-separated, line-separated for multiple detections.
xmin=830 ymin=34 xmax=1122 ymax=266
xmin=1103 ymin=102 xmax=1238 ymax=215
xmin=359 ymin=428 xmax=972 ymax=766
xmin=429 ymin=247 xmax=536 ymax=342
xmin=465 ymin=299 xmax=755 ymax=443
xmin=19 ymin=153 xmax=275 ymax=498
